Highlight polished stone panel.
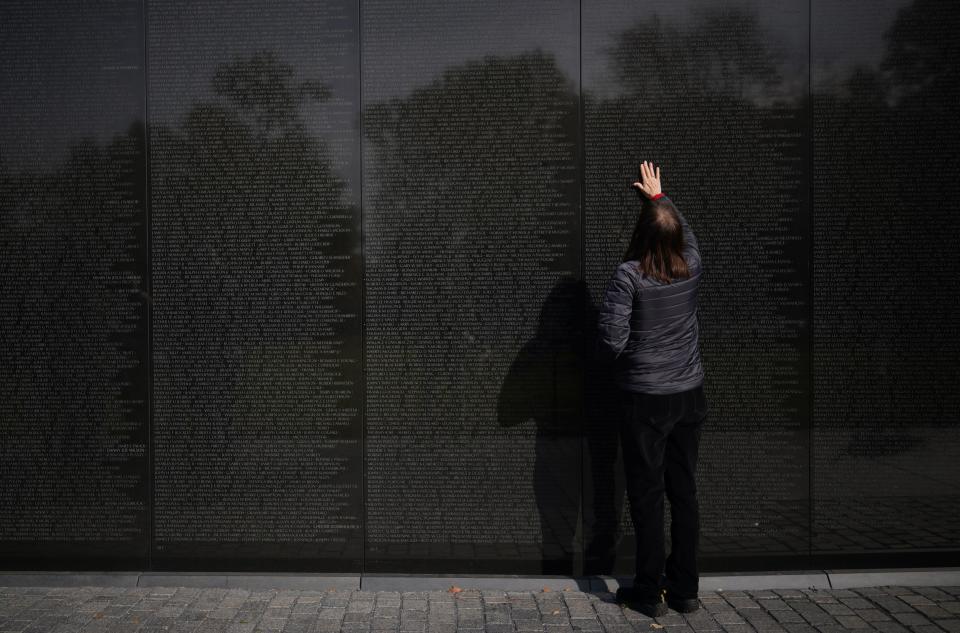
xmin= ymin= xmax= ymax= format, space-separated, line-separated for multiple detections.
xmin=361 ymin=0 xmax=582 ymax=573
xmin=582 ymin=0 xmax=811 ymax=573
xmin=1 ymin=0 xmax=958 ymax=575
xmin=811 ymin=0 xmax=960 ymax=564
xmin=147 ymin=0 xmax=363 ymax=570
xmin=0 ymin=0 xmax=149 ymax=568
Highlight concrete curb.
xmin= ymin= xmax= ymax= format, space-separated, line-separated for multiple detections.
xmin=825 ymin=568 xmax=960 ymax=589
xmin=1 ymin=568 xmax=959 ymax=592
xmin=0 ymin=572 xmax=361 ymax=590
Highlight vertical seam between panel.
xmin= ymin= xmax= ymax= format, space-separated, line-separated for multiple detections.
xmin=807 ymin=0 xmax=815 ymax=565
xmin=359 ymin=0 xmax=366 ymax=582
xmin=577 ymin=0 xmax=586 ymax=579
xmin=143 ymin=0 xmax=153 ymax=572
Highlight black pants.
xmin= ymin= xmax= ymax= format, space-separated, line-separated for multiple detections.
xmin=618 ymin=383 xmax=708 ymax=602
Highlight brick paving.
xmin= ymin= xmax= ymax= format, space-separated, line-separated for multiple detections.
xmin=1 ymin=584 xmax=959 ymax=633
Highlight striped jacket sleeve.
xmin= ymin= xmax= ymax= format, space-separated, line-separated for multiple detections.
xmin=595 ymin=263 xmax=635 ymax=364
xmin=660 ymin=194 xmax=701 ymax=267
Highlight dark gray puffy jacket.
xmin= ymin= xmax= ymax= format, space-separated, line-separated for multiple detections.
xmin=595 ymin=195 xmax=705 ymax=394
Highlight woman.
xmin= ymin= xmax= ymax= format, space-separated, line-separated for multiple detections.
xmin=596 ymin=161 xmax=708 ymax=618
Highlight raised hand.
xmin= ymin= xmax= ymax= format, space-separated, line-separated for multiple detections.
xmin=632 ymin=160 xmax=662 ymax=199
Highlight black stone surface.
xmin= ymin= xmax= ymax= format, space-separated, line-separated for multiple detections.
xmin=810 ymin=0 xmax=960 ymax=561
xmin=0 ymin=0 xmax=149 ymax=569
xmin=361 ymin=0 xmax=582 ymax=574
xmin=0 ymin=0 xmax=958 ymax=574
xmin=581 ymin=0 xmax=811 ymax=575
xmin=147 ymin=0 xmax=363 ymax=570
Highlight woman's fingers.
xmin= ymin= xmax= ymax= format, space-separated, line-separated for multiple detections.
xmin=638 ymin=160 xmax=661 ymax=188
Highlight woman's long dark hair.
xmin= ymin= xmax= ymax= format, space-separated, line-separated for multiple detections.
xmin=622 ymin=196 xmax=690 ymax=283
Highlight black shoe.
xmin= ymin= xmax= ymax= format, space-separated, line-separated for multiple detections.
xmin=664 ymin=588 xmax=700 ymax=613
xmin=615 ymin=586 xmax=668 ymax=618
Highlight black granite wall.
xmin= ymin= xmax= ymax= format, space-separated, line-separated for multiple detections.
xmin=1 ymin=0 xmax=957 ymax=574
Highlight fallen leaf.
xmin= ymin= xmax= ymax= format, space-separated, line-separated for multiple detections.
xmin=93 ymin=613 xmax=104 ymax=619
xmin=542 ymin=586 xmax=551 ymax=592
xmin=448 ymin=585 xmax=463 ymax=593
xmin=552 ymin=610 xmax=561 ymax=615
xmin=650 ymin=623 xmax=664 ymax=629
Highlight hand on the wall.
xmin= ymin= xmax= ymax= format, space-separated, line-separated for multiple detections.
xmin=632 ymin=160 xmax=662 ymax=199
